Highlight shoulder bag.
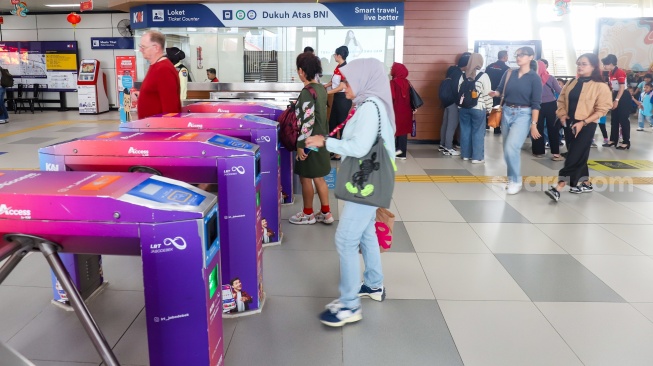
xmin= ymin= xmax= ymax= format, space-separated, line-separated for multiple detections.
xmin=488 ymin=69 xmax=512 ymax=129
xmin=334 ymin=100 xmax=395 ymax=208
xmin=408 ymin=82 xmax=424 ymax=110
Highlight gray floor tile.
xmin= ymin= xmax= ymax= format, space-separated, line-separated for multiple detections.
xmin=386 ymin=222 xmax=415 ymax=253
xmin=1 ymin=253 xmax=54 ymax=288
xmin=451 ymin=200 xmax=530 ymax=223
xmin=29 ymin=361 xmax=99 ymax=366
xmin=0 ymin=286 xmax=53 ymax=342
xmin=8 ymin=290 xmax=144 ymax=363
xmin=495 ymin=254 xmax=626 ymax=302
xmin=263 ymin=250 xmax=340 ymax=298
xmin=598 ymin=186 xmax=653 ymax=202
xmin=111 ymin=310 xmax=148 ymax=366
xmin=55 ymin=127 xmax=97 ymax=132
xmin=102 ymin=255 xmax=144 ymax=291
xmin=409 ymin=149 xmax=445 ymax=158
xmin=8 ymin=137 xmax=55 ymax=144
xmin=532 ymin=158 xmax=566 ymax=170
xmin=423 ymin=168 xmax=473 ymax=176
xmin=269 ymin=219 xmax=337 ymax=251
xmin=225 ymin=296 xmax=343 ymax=366
xmin=343 ymin=300 xmax=463 ymax=366
xmin=222 ymin=317 xmax=239 ymax=352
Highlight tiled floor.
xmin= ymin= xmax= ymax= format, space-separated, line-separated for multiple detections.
xmin=1 ymin=112 xmax=653 ymax=365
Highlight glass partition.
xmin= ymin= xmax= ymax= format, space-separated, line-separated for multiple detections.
xmin=134 ymin=26 xmax=400 ymax=83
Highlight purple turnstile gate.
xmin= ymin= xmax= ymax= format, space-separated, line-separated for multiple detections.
xmin=39 ymin=132 xmax=265 ymax=317
xmin=0 ymin=171 xmax=223 ymax=365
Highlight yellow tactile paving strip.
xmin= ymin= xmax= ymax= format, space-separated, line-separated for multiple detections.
xmin=398 ymin=175 xmax=653 ymax=184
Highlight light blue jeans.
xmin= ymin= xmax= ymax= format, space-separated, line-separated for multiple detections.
xmin=335 ymin=201 xmax=383 ymax=309
xmin=638 ymin=113 xmax=651 ymax=129
xmin=459 ymin=108 xmax=486 ymax=161
xmin=501 ymin=106 xmax=532 ymax=183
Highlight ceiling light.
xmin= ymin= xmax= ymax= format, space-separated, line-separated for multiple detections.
xmin=45 ymin=4 xmax=80 ymax=7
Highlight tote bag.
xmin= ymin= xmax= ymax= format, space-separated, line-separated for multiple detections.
xmin=334 ymin=100 xmax=395 ymax=208
xmin=409 ymin=82 xmax=424 ymax=110
xmin=488 ymin=69 xmax=513 ymax=129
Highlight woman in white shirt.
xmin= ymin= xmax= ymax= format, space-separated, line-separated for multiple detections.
xmin=458 ymin=53 xmax=493 ymax=163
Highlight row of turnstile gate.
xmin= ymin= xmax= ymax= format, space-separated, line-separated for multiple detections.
xmin=0 ymin=101 xmax=290 ymax=366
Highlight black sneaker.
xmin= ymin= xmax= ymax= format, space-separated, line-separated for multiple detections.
xmin=569 ymin=186 xmax=583 ymax=194
xmin=580 ymin=182 xmax=593 ymax=193
xmin=545 ymin=187 xmax=560 ymax=202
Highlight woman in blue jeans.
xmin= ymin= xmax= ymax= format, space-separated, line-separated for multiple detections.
xmin=458 ymin=53 xmax=493 ymax=163
xmin=490 ymin=47 xmax=542 ymax=194
xmin=306 ymin=58 xmax=395 ymax=327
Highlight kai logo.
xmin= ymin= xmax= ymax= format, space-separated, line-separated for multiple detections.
xmin=223 ymin=166 xmax=246 ymax=176
xmin=0 ymin=204 xmax=31 ymax=218
xmin=45 ymin=163 xmax=60 ymax=171
xmin=128 ymin=147 xmax=149 ymax=156
xmin=187 ymin=122 xmax=203 ymax=129
xmin=133 ymin=11 xmax=143 ymax=23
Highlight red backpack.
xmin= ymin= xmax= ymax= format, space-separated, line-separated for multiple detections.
xmin=278 ymin=85 xmax=317 ymax=151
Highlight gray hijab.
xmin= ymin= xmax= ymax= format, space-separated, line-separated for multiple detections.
xmin=339 ymin=58 xmax=396 ymax=132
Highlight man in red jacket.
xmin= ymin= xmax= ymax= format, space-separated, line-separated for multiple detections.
xmin=136 ymin=30 xmax=181 ymax=119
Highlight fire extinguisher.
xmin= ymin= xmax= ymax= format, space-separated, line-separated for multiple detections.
xmin=196 ymin=46 xmax=203 ymax=69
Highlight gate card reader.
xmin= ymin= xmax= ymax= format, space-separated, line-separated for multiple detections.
xmin=185 ymin=101 xmax=284 ymax=120
xmin=120 ymin=113 xmax=285 ymax=245
xmin=0 ymin=171 xmax=223 ymax=366
xmin=39 ymin=131 xmax=265 ymax=317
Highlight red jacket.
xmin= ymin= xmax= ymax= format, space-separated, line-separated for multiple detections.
xmin=137 ymin=58 xmax=181 ymax=119
xmin=390 ymin=62 xmax=413 ymax=136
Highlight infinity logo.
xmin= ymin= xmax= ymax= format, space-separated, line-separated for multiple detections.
xmin=232 ymin=166 xmax=246 ymax=174
xmin=163 ymin=237 xmax=187 ymax=250
xmin=258 ymin=136 xmax=271 ymax=143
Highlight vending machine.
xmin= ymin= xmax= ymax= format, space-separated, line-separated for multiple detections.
xmin=77 ymin=59 xmax=109 ymax=114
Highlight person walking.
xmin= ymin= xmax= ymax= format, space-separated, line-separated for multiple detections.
xmin=324 ymin=46 xmax=352 ymax=160
xmin=305 ymin=58 xmax=395 ymax=327
xmin=288 ymin=52 xmax=334 ymax=225
xmin=136 ymin=30 xmax=181 ymax=119
xmin=602 ymin=54 xmax=632 ymax=150
xmin=390 ymin=62 xmax=412 ymax=159
xmin=489 ymin=46 xmax=542 ymax=194
xmin=545 ymin=53 xmax=612 ymax=201
xmin=0 ymin=66 xmax=10 ymax=124
xmin=533 ymin=60 xmax=563 ymax=160
xmin=635 ymin=82 xmax=653 ymax=131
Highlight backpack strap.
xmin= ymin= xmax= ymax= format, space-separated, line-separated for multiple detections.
xmin=304 ymin=84 xmax=318 ymax=100
xmin=474 ymin=72 xmax=484 ymax=82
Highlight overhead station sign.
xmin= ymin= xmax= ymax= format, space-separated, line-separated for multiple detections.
xmin=130 ymin=2 xmax=403 ymax=29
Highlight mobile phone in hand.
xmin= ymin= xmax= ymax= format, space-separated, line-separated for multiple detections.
xmin=571 ymin=125 xmax=577 ymax=135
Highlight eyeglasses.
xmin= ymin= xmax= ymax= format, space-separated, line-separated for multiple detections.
xmin=576 ymin=62 xmax=590 ymax=67
xmin=515 ymin=53 xmax=528 ymax=58
xmin=138 ymin=44 xmax=155 ymax=50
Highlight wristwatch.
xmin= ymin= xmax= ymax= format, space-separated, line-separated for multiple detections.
xmin=531 ymin=121 xmax=537 ymax=125
xmin=615 ymin=98 xmax=620 ymax=101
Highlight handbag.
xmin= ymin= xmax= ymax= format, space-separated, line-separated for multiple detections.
xmin=409 ymin=82 xmax=424 ymax=110
xmin=487 ymin=69 xmax=513 ymax=129
xmin=375 ymin=208 xmax=395 ymax=252
xmin=334 ymin=100 xmax=395 ymax=208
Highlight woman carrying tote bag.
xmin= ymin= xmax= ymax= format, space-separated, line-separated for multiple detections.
xmin=305 ymin=58 xmax=396 ymax=327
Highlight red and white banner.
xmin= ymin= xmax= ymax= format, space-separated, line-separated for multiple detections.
xmin=80 ymin=0 xmax=93 ymax=12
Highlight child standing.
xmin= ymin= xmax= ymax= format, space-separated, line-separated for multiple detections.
xmin=636 ymin=83 xmax=653 ymax=131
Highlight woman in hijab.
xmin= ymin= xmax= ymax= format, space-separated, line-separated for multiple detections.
xmin=533 ymin=60 xmax=563 ymax=159
xmin=305 ymin=58 xmax=395 ymax=327
xmin=458 ymin=53 xmax=493 ymax=163
xmin=390 ymin=62 xmax=412 ymax=159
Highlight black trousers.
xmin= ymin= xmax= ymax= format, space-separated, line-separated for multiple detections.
xmin=599 ymin=123 xmax=608 ymax=139
xmin=559 ymin=122 xmax=596 ymax=187
xmin=532 ymin=101 xmax=560 ymax=154
xmin=609 ymin=91 xmax=631 ymax=145
xmin=395 ymin=135 xmax=408 ymax=157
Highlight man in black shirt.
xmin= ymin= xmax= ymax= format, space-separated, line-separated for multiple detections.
xmin=485 ymin=51 xmax=510 ymax=134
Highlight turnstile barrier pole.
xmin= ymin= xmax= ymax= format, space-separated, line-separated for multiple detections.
xmin=0 ymin=243 xmax=29 ymax=285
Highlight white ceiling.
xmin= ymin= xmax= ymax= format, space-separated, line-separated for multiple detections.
xmin=6 ymin=0 xmax=116 ymax=13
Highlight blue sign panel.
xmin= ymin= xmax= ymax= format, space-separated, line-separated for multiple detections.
xmin=91 ymin=37 xmax=134 ymax=50
xmin=130 ymin=2 xmax=403 ymax=29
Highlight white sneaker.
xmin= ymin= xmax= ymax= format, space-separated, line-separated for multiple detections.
xmin=395 ymin=150 xmax=403 ymax=156
xmin=438 ymin=145 xmax=446 ymax=152
xmin=0 ymin=119 xmax=7 ymax=124
xmin=462 ymin=157 xmax=470 ymax=161
xmin=472 ymin=159 xmax=485 ymax=164
xmin=289 ymin=211 xmax=316 ymax=225
xmin=444 ymin=148 xmax=460 ymax=156
xmin=315 ymin=211 xmax=334 ymax=224
xmin=506 ymin=182 xmax=523 ymax=195
xmin=637 ymin=128 xmax=644 ymax=131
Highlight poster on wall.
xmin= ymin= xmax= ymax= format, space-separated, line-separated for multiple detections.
xmin=317 ymin=28 xmax=387 ymax=74
xmin=116 ymin=55 xmax=138 ymax=122
xmin=596 ymin=18 xmax=653 ymax=72
xmin=0 ymin=41 xmax=78 ymax=90
xmin=474 ymin=40 xmax=542 ymax=70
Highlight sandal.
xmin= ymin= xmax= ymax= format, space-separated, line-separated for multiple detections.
xmin=551 ymin=155 xmax=564 ymax=161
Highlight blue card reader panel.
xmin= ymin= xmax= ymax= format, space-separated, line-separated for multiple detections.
xmin=128 ymin=178 xmax=206 ymax=206
xmin=208 ymin=135 xmax=256 ymax=151
xmin=242 ymin=114 xmax=277 ymax=125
